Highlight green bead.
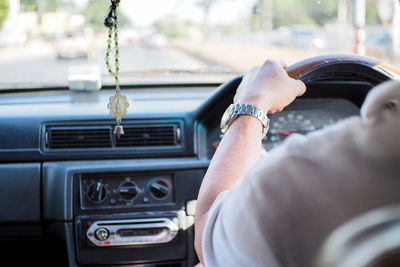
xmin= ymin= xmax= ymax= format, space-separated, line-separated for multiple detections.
xmin=107 ymin=39 xmax=112 ymax=45
xmin=115 ymin=45 xmax=119 ymax=50
xmin=115 ymin=54 xmax=119 ymax=59
xmin=107 ymin=65 xmax=112 ymax=70
xmin=115 ymin=80 xmax=120 ymax=85
xmin=115 ymin=62 xmax=119 ymax=67
xmin=107 ymin=47 xmax=112 ymax=53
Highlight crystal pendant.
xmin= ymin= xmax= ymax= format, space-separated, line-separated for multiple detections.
xmin=107 ymin=90 xmax=130 ymax=137
xmin=108 ymin=90 xmax=129 ymax=121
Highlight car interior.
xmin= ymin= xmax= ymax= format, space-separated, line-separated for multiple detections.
xmin=0 ymin=53 xmax=399 ymax=266
xmin=1 ymin=0 xmax=400 ymax=266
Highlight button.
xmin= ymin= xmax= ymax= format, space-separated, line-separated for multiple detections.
xmin=95 ymin=228 xmax=110 ymax=241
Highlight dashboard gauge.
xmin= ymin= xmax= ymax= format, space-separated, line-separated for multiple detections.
xmin=263 ymin=111 xmax=319 ymax=150
xmin=264 ymin=111 xmax=320 ymax=149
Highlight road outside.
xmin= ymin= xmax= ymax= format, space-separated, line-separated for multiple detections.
xmin=0 ymin=30 xmax=397 ymax=89
xmin=0 ymin=35 xmax=222 ymax=88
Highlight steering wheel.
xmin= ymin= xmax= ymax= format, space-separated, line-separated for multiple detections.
xmin=196 ymin=54 xmax=400 ymax=119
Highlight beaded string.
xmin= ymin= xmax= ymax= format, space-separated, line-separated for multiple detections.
xmin=104 ymin=0 xmax=129 ymax=138
xmin=105 ymin=1 xmax=120 ymax=89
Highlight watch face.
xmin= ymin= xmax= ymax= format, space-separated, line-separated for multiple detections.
xmin=220 ymin=104 xmax=233 ymax=131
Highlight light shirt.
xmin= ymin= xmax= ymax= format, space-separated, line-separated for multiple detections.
xmin=202 ymin=80 xmax=400 ymax=267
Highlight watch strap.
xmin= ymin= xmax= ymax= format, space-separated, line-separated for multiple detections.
xmin=221 ymin=103 xmax=269 ymax=135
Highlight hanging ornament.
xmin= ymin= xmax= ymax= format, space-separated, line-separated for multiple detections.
xmin=104 ymin=0 xmax=129 ymax=138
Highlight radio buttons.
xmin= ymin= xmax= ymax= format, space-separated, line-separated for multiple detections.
xmin=95 ymin=227 xmax=110 ymax=241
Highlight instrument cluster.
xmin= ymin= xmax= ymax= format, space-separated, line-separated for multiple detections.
xmin=207 ymin=98 xmax=360 ymax=158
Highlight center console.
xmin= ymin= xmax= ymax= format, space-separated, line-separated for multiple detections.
xmin=42 ymin=158 xmax=208 ymax=267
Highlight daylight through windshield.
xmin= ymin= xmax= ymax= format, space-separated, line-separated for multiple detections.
xmin=0 ymin=0 xmax=399 ymax=88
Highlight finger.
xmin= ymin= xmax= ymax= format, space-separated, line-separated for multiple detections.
xmin=277 ymin=60 xmax=287 ymax=69
xmin=294 ymin=79 xmax=306 ymax=96
xmin=265 ymin=59 xmax=287 ymax=69
xmin=269 ymin=109 xmax=277 ymax=114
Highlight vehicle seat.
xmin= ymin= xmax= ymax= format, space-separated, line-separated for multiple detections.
xmin=314 ymin=204 xmax=400 ymax=267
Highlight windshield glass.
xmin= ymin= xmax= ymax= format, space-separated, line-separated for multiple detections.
xmin=0 ymin=0 xmax=398 ymax=88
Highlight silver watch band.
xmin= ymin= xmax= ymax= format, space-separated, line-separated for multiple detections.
xmin=221 ymin=103 xmax=269 ymax=135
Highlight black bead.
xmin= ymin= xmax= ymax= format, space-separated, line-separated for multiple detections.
xmin=103 ymin=6 xmax=116 ymax=28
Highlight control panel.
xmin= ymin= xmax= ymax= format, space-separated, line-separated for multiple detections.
xmin=80 ymin=173 xmax=174 ymax=210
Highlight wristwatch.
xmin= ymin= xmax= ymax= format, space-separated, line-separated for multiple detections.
xmin=220 ymin=103 xmax=269 ymax=136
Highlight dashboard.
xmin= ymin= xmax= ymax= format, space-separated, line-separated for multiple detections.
xmin=0 ymin=55 xmax=397 ymax=267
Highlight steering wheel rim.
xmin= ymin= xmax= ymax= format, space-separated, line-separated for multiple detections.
xmin=286 ymin=54 xmax=400 ymax=80
xmin=195 ymin=54 xmax=400 ymax=119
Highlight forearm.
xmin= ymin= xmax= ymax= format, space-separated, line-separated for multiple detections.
xmin=193 ymin=60 xmax=306 ymax=264
xmin=194 ymin=115 xmax=264 ymax=261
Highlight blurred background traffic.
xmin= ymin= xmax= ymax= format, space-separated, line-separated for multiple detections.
xmin=0 ymin=0 xmax=399 ymax=87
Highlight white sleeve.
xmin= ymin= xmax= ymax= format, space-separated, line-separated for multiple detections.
xmin=202 ymin=186 xmax=281 ymax=267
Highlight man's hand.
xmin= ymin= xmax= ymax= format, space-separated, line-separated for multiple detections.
xmin=234 ymin=60 xmax=306 ymax=114
xmin=195 ymin=59 xmax=306 ymax=264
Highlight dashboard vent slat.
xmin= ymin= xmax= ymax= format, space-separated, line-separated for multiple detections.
xmin=48 ymin=127 xmax=112 ymax=149
xmin=116 ymin=125 xmax=177 ymax=147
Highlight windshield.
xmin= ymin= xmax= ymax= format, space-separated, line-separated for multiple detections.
xmin=0 ymin=0 xmax=398 ymax=88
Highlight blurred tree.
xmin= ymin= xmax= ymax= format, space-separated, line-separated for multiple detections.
xmin=272 ymin=0 xmax=337 ymax=28
xmin=303 ymin=0 xmax=337 ymax=25
xmin=0 ymin=0 xmax=9 ymax=30
xmin=196 ymin=0 xmax=218 ymax=35
xmin=154 ymin=15 xmax=188 ymax=38
xmin=365 ymin=0 xmax=380 ymax=25
xmin=20 ymin=0 xmax=58 ymax=12
xmin=251 ymin=0 xmax=273 ymax=31
xmin=83 ymin=0 xmax=130 ymax=32
xmin=20 ymin=0 xmax=36 ymax=11
xmin=272 ymin=0 xmax=312 ymax=27
xmin=258 ymin=0 xmax=380 ymax=29
xmin=196 ymin=1 xmax=217 ymax=25
xmin=46 ymin=0 xmax=58 ymax=12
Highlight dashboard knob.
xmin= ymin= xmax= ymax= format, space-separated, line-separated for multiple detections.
xmin=119 ymin=181 xmax=138 ymax=200
xmin=95 ymin=227 xmax=109 ymax=241
xmin=149 ymin=180 xmax=170 ymax=199
xmin=87 ymin=181 xmax=107 ymax=202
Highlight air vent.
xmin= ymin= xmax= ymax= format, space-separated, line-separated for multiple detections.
xmin=47 ymin=126 xmax=112 ymax=149
xmin=116 ymin=125 xmax=178 ymax=147
xmin=45 ymin=123 xmax=181 ymax=150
